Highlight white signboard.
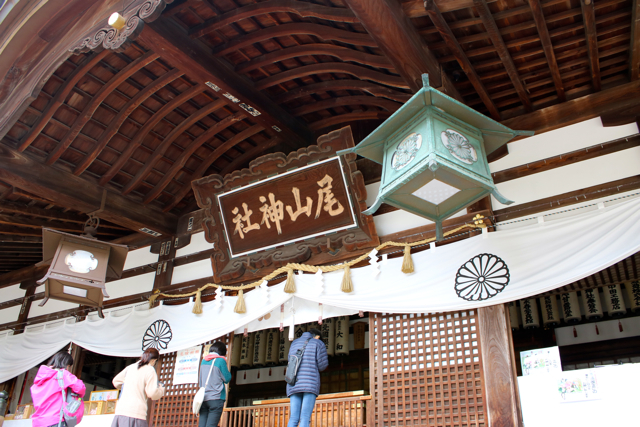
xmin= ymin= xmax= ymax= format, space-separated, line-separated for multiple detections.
xmin=172 ymin=345 xmax=202 ymax=385
xmin=520 ymin=346 xmax=562 ymax=376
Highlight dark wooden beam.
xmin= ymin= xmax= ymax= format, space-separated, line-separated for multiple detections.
xmin=0 ymin=213 xmax=120 ymax=235
xmin=425 ymin=0 xmax=501 ymax=120
xmin=0 ymin=235 xmax=41 ymax=243
xmin=275 ymin=80 xmax=411 ymax=104
xmin=581 ymin=0 xmax=601 ymax=92
xmin=527 ymin=0 xmax=566 ymax=101
xmin=630 ymin=0 xmax=640 ymax=81
xmin=403 ymin=0 xmax=491 ymax=17
xmin=0 ymin=264 xmax=49 ymax=288
xmin=0 ymin=143 xmax=177 ymax=236
xmin=141 ymin=17 xmax=315 ymax=147
xmin=290 ymin=96 xmax=401 ymax=117
xmin=219 ymin=136 xmax=282 ymax=176
xmin=0 ymin=201 xmax=86 ymax=223
xmin=0 ymin=225 xmax=43 ymax=237
xmin=474 ymin=0 xmax=532 ymax=111
xmin=13 ymin=287 xmax=36 ymax=334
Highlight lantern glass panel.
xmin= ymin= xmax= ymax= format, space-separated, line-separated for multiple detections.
xmin=64 ymin=250 xmax=99 ymax=274
xmin=412 ymin=180 xmax=460 ymax=205
xmin=63 ymin=286 xmax=88 ymax=298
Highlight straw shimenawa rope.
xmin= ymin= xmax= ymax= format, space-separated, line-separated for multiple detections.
xmin=148 ymin=222 xmax=482 ymax=314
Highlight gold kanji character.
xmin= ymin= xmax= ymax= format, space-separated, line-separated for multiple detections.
xmin=231 ymin=203 xmax=260 ymax=239
xmin=315 ymin=174 xmax=344 ymax=218
xmin=259 ymin=193 xmax=284 ymax=234
xmin=286 ymin=187 xmax=313 ymax=221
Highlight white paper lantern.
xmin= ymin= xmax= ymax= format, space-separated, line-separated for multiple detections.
xmin=279 ymin=327 xmax=292 ymax=363
xmin=230 ymin=334 xmax=242 ymax=368
xmin=335 ymin=316 xmax=350 ymax=355
xmin=581 ymin=288 xmax=603 ymax=320
xmin=603 ymin=284 xmax=626 ymax=316
xmin=560 ymin=292 xmax=582 ymax=323
xmin=508 ymin=301 xmax=521 ymax=331
xmin=321 ymin=317 xmax=336 ymax=356
xmin=265 ymin=329 xmax=280 ymax=365
xmin=539 ymin=295 xmax=560 ymax=327
xmin=253 ymin=329 xmax=267 ymax=366
xmin=623 ymin=280 xmax=640 ymax=313
xmin=240 ymin=333 xmax=255 ymax=367
xmin=520 ymin=299 xmax=540 ymax=329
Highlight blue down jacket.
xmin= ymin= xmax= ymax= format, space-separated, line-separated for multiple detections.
xmin=285 ymin=332 xmax=329 ymax=396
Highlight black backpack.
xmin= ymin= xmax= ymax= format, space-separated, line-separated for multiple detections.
xmin=284 ymin=338 xmax=311 ymax=386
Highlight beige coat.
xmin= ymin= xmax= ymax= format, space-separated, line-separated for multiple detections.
xmin=113 ymin=363 xmax=164 ymax=420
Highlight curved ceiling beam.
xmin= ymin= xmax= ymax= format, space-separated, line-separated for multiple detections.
xmin=142 ymin=112 xmax=248 ymax=204
xmin=45 ymin=51 xmax=159 ymax=166
xmin=162 ymin=125 xmax=265 ymax=212
xmin=17 ymin=50 xmax=110 ymax=152
xmin=121 ymin=98 xmax=229 ymax=196
xmin=189 ymin=0 xmax=358 ymax=39
xmin=213 ymin=23 xmax=377 ymax=57
xmin=219 ymin=136 xmax=282 ymax=176
xmin=309 ymin=111 xmax=391 ymax=131
xmin=255 ymin=63 xmax=409 ymax=90
xmin=73 ymin=69 xmax=183 ymax=176
xmin=236 ymin=44 xmax=393 ymax=74
xmin=291 ymin=96 xmax=401 ymax=116
xmin=98 ymin=84 xmax=204 ymax=187
xmin=276 ymin=80 xmax=411 ymax=104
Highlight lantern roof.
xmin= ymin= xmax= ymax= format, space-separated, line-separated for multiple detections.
xmin=340 ymin=75 xmax=534 ymax=164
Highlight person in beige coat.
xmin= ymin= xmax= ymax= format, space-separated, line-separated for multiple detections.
xmin=111 ymin=348 xmax=165 ymax=427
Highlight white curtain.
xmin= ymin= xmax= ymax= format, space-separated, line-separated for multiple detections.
xmin=1 ymin=196 xmax=639 ymax=382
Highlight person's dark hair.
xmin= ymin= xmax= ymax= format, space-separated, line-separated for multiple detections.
xmin=47 ymin=351 xmax=74 ymax=370
xmin=138 ymin=348 xmax=160 ymax=369
xmin=210 ymin=341 xmax=227 ymax=357
xmin=309 ymin=328 xmax=322 ymax=338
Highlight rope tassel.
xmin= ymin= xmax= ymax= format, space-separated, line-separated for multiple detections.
xmin=401 ymin=245 xmax=414 ymax=274
xmin=192 ymin=289 xmax=203 ymax=314
xmin=234 ymin=289 xmax=246 ymax=314
xmin=341 ymin=265 xmax=353 ymax=293
xmin=284 ymin=269 xmax=296 ymax=293
xmin=148 ymin=292 xmax=160 ymax=309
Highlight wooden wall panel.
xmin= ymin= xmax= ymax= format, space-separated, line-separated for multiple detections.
xmin=370 ymin=311 xmax=487 ymax=427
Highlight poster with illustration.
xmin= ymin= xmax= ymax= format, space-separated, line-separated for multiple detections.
xmin=520 ymin=346 xmax=562 ymax=376
xmin=172 ymin=345 xmax=202 ymax=385
xmin=557 ymin=371 xmax=601 ymax=402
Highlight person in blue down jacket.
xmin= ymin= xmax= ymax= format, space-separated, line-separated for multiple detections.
xmin=198 ymin=341 xmax=232 ymax=427
xmin=286 ymin=328 xmax=329 ymax=427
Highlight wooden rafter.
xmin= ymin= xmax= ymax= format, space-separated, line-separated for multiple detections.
xmin=45 ymin=51 xmax=159 ymax=165
xmin=630 ymin=0 xmax=640 ymax=80
xmin=254 ymin=63 xmax=409 ymax=91
xmin=0 ymin=201 xmax=126 ymax=230
xmin=581 ymin=0 xmax=602 ymax=92
xmin=425 ymin=0 xmax=501 ymax=120
xmin=121 ymin=99 xmax=228 ymax=196
xmin=162 ymin=125 xmax=265 ymax=212
xmin=142 ymin=112 xmax=248 ymax=204
xmin=290 ymin=96 xmax=401 ymax=116
xmin=276 ymin=80 xmax=411 ymax=104
xmin=219 ymin=136 xmax=282 ymax=176
xmin=235 ymin=44 xmax=393 ymax=74
xmin=189 ymin=0 xmax=359 ymax=38
xmin=473 ymin=0 xmax=532 ymax=111
xmin=309 ymin=111 xmax=391 ymax=131
xmin=73 ymin=69 xmax=183 ymax=176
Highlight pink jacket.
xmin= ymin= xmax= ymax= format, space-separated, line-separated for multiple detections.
xmin=30 ymin=365 xmax=86 ymax=427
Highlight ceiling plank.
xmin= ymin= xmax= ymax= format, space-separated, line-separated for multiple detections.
xmin=0 ymin=143 xmax=177 ymax=236
xmin=0 ymin=200 xmax=87 ymax=223
xmin=631 ymin=0 xmax=640 ymax=81
xmin=73 ymin=68 xmax=183 ymax=176
xmin=424 ymin=0 xmax=501 ymax=120
xmin=0 ymin=225 xmax=42 ymax=237
xmin=291 ymin=96 xmax=402 ymax=116
xmin=474 ymin=0 xmax=532 ymax=111
xmin=140 ymin=18 xmax=316 ymax=147
xmin=276 ymin=80 xmax=411 ymax=104
xmin=402 ymin=0 xmax=489 ymax=17
xmin=219 ymin=136 xmax=282 ymax=176
xmin=581 ymin=0 xmax=602 ymax=92
xmin=45 ymin=51 xmax=159 ymax=165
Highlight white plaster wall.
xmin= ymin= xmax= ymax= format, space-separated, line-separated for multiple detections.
xmin=104 ymin=272 xmax=155 ymax=300
xmin=0 ymin=284 xmax=26 ymax=304
xmin=0 ymin=305 xmax=20 ymax=325
xmin=122 ymin=246 xmax=158 ymax=270
xmin=27 ymin=298 xmax=78 ymax=318
xmin=176 ymin=231 xmax=213 ymax=257
xmin=171 ymin=258 xmax=213 ymax=285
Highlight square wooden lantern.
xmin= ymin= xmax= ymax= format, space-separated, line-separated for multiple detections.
xmin=37 ymin=228 xmax=128 ymax=316
xmin=339 ymin=74 xmax=534 ymax=239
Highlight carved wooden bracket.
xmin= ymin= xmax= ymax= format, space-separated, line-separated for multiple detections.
xmin=69 ymin=0 xmax=174 ymax=53
xmin=192 ymin=126 xmax=379 ymax=284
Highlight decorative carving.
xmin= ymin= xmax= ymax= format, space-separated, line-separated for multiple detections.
xmin=191 ymin=126 xmax=379 ymax=283
xmin=70 ymin=0 xmax=174 ymax=53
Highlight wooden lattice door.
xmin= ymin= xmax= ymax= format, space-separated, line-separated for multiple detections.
xmin=152 ymin=334 xmax=231 ymax=427
xmin=370 ymin=312 xmax=487 ymax=427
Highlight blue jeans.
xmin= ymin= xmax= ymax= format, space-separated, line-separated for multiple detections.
xmin=287 ymin=392 xmax=317 ymax=427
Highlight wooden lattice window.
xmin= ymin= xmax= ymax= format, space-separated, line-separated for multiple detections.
xmin=370 ymin=312 xmax=487 ymax=427
xmin=152 ymin=335 xmax=230 ymax=427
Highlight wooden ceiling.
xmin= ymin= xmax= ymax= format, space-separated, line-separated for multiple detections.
xmin=0 ymin=0 xmax=638 ymax=276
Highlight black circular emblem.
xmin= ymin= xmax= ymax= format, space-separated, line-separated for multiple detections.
xmin=142 ymin=319 xmax=172 ymax=351
xmin=455 ymin=254 xmax=510 ymax=301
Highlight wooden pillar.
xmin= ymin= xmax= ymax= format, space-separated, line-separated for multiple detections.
xmin=477 ymin=304 xmax=523 ymax=427
xmin=14 ymin=284 xmax=36 ymax=335
xmin=69 ymin=343 xmax=84 ymax=378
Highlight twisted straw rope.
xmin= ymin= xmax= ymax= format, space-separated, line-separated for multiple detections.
xmin=149 ymin=222 xmax=481 ymax=304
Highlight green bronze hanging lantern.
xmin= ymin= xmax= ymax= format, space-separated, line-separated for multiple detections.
xmin=339 ymin=74 xmax=534 ymax=240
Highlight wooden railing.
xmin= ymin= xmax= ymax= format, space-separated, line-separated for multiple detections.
xmin=224 ymin=392 xmax=370 ymax=427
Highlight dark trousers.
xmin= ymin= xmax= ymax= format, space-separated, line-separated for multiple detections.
xmin=198 ymin=399 xmax=225 ymax=427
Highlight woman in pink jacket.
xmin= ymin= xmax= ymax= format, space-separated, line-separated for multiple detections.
xmin=30 ymin=351 xmax=86 ymax=427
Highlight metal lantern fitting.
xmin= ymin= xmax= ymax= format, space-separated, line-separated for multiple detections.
xmin=339 ymin=74 xmax=534 ymax=239
xmin=37 ymin=228 xmax=128 ymax=317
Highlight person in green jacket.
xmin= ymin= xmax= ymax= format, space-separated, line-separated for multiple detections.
xmin=198 ymin=341 xmax=232 ymax=427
